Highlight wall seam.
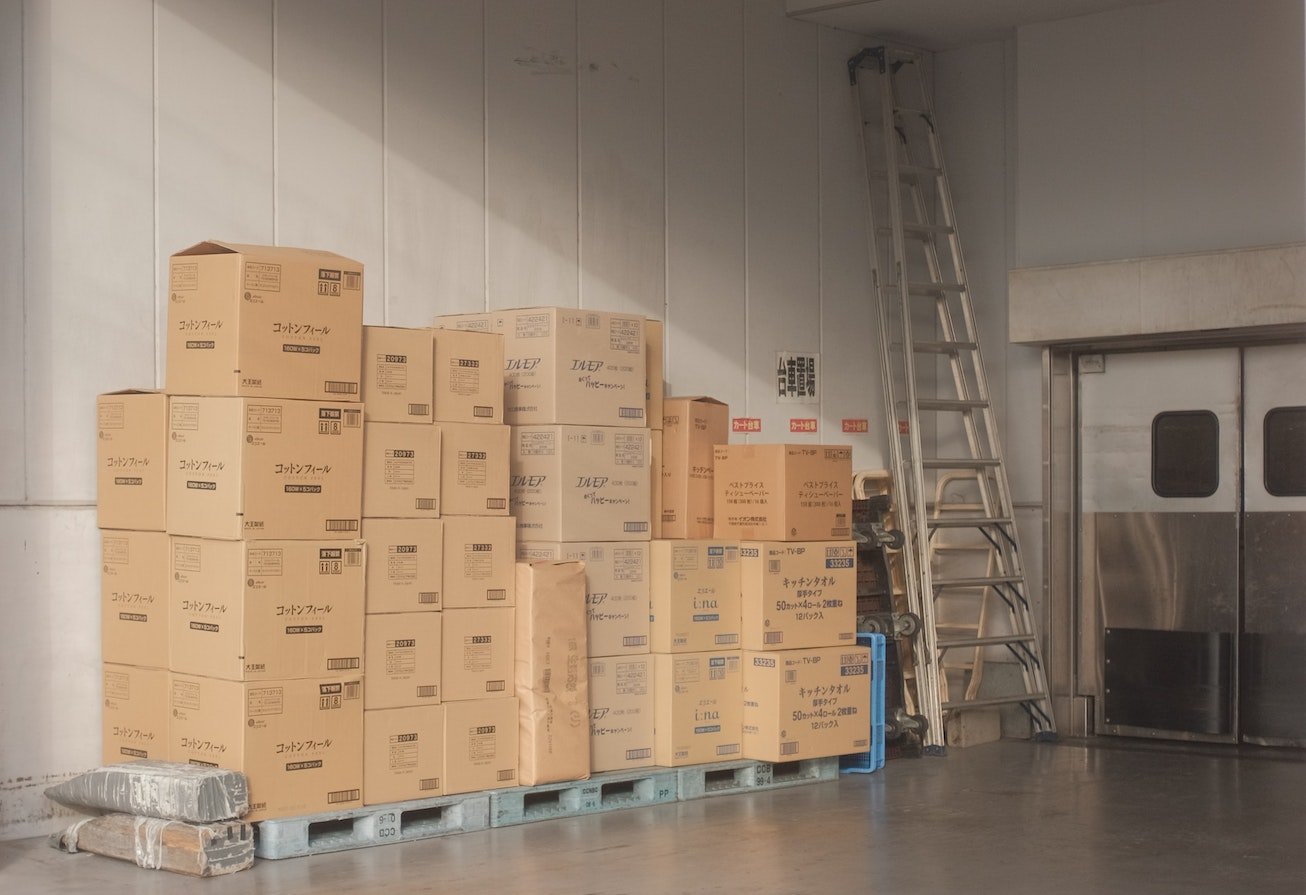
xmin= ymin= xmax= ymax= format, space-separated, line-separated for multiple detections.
xmin=380 ymin=0 xmax=389 ymax=325
xmin=741 ymin=0 xmax=749 ymax=426
xmin=482 ymin=0 xmax=489 ymax=311
xmin=271 ymin=0 xmax=279 ymax=244
xmin=574 ymin=0 xmax=582 ymax=310
xmin=661 ymin=0 xmax=669 ymax=338
xmin=816 ymin=26 xmax=824 ymax=441
xmin=152 ymin=0 xmax=161 ymax=387
xmin=19 ymin=0 xmax=28 ymax=502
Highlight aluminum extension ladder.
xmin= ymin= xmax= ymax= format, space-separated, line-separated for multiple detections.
xmin=848 ymin=45 xmax=1056 ymax=752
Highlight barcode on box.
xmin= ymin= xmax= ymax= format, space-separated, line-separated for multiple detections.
xmin=408 ymin=403 xmax=430 ymax=416
xmin=487 ymin=589 xmax=507 ymax=601
xmin=419 ymin=592 xmax=438 ymax=604
xmin=486 ymin=498 xmax=507 ymax=510
xmin=626 ymin=748 xmax=652 ymax=761
xmin=419 ymin=778 xmax=440 ymax=791
xmin=326 ymin=519 xmax=359 ymax=532
xmin=189 ymin=759 xmax=219 ymax=768
xmin=416 ymin=685 xmax=438 ymax=699
xmin=623 ymin=635 xmax=648 ymax=647
xmin=328 ymin=658 xmax=361 ymax=670
xmin=716 ymin=744 xmax=740 ymax=756
xmin=344 ymin=549 xmax=362 ymax=567
xmin=344 ymin=272 xmax=361 ymax=291
xmin=765 ymin=632 xmax=784 ymax=645
xmin=853 ymin=738 xmax=869 ymax=749
xmin=344 ymin=409 xmax=362 ymax=427
xmin=709 ymin=667 xmax=725 ymax=681
xmin=473 ymin=406 xmax=494 ymax=418
xmin=415 ymin=498 xmax=438 ymax=511
xmin=780 ymin=742 xmax=800 ymax=756
xmin=619 ymin=407 xmax=645 ymax=419
xmin=768 ymin=560 xmax=781 ymax=574
xmin=715 ymin=634 xmax=740 ymax=645
xmin=624 ymin=522 xmax=649 ymax=533
xmin=784 ymin=670 xmax=797 ymax=683
xmin=344 ymin=682 xmax=362 ymax=700
xmin=486 ymin=680 xmax=506 ymax=692
xmin=541 ymin=668 xmax=552 ymax=692
xmin=497 ymin=769 xmax=516 ymax=782
xmin=324 ymin=381 xmax=359 ymax=395
xmin=328 ymin=789 xmax=360 ymax=804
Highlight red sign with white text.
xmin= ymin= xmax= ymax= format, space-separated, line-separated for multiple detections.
xmin=732 ymin=417 xmax=762 ymax=433
xmin=789 ymin=418 xmax=818 ymax=433
xmin=842 ymin=419 xmax=869 ymax=433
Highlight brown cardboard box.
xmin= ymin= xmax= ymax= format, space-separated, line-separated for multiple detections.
xmin=436 ymin=307 xmax=645 ymax=427
xmin=517 ymin=542 xmax=650 ymax=657
xmin=364 ymin=612 xmax=442 ymax=710
xmin=712 ymin=444 xmax=852 ymax=541
xmin=96 ymin=390 xmax=167 ymax=532
xmin=443 ymin=516 xmax=516 ymax=608
xmin=515 ymin=561 xmax=590 ymax=786
xmin=443 ymin=697 xmax=519 ymax=795
xmin=361 ymin=518 xmax=443 ymax=613
xmin=588 ymin=655 xmax=655 ymax=772
xmin=653 ymin=652 xmax=742 ymax=767
xmin=433 ymin=328 xmax=505 ymax=424
xmin=102 ymin=664 xmax=169 ymax=765
xmin=361 ymin=325 xmax=434 ymax=423
xmin=739 ymin=541 xmax=857 ymax=651
xmin=650 ymin=429 xmax=663 ymax=539
xmin=166 ymin=240 xmax=363 ymax=402
xmin=169 ymin=538 xmax=366 ymax=681
xmin=169 ymin=673 xmax=363 ymax=822
xmin=661 ymin=397 xmax=729 ymax=539
xmin=101 ymin=530 xmax=169 ymax=668
xmin=649 ymin=540 xmax=741 ymax=653
xmin=510 ymin=425 xmax=651 ymax=542
xmin=167 ymin=396 xmax=364 ymax=540
xmin=742 ymin=646 xmax=872 ymax=761
xmin=645 ymin=319 xmax=664 ymax=431
xmin=441 ymin=607 xmax=514 ymax=701
xmin=362 ymin=422 xmax=441 ymax=519
xmin=364 ymin=705 xmax=445 ymax=805
xmin=437 ymin=422 xmax=509 ymax=516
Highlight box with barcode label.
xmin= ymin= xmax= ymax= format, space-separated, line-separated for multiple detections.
xmin=589 ymin=655 xmax=655 ymax=772
xmin=364 ymin=704 xmax=445 ymax=805
xmin=653 ymin=651 xmax=742 ymax=767
xmin=101 ymin=530 xmax=170 ymax=668
xmin=96 ymin=390 xmax=168 ymax=531
xmin=365 ymin=611 xmax=442 ymax=710
xmin=661 ymin=396 xmax=730 ymax=539
xmin=441 ymin=607 xmax=515 ymax=701
xmin=361 ymin=325 xmax=434 ymax=423
xmin=437 ymin=422 xmax=509 ymax=516
xmin=169 ymin=672 xmax=363 ymax=823
xmin=739 ymin=541 xmax=857 ymax=651
xmin=102 ymin=663 xmax=169 ymax=765
xmin=650 ymin=540 xmax=742 ymax=653
xmin=362 ymin=518 xmax=443 ymax=613
xmin=443 ymin=516 xmax=515 ymax=608
xmin=712 ymin=444 xmax=852 ymax=542
xmin=741 ymin=646 xmax=871 ymax=762
xmin=363 ymin=421 xmax=441 ymax=519
xmin=434 ymin=328 xmax=504 ymax=424
xmin=168 ymin=538 xmax=365 ymax=682
xmin=443 ymin=697 xmax=519 ymax=795
xmin=518 ymin=541 xmax=650 ymax=657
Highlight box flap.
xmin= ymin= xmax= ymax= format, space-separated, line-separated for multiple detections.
xmin=172 ymin=240 xmax=362 ymax=266
xmin=99 ymin=388 xmax=163 ymax=397
xmin=665 ymin=395 xmax=726 ymax=406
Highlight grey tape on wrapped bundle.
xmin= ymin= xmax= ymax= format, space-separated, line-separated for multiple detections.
xmin=44 ymin=761 xmax=249 ymax=823
xmin=133 ymin=817 xmax=168 ymax=870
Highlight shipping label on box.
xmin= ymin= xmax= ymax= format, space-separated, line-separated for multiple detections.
xmin=364 ymin=705 xmax=445 ymax=805
xmin=441 ymin=607 xmax=514 ymax=701
xmin=362 ymin=518 xmax=443 ymax=613
xmin=740 ymin=541 xmax=857 ymax=650
xmin=101 ymin=530 xmax=169 ymax=668
xmin=649 ymin=540 xmax=741 ymax=653
xmin=443 ymin=516 xmax=515 ymax=608
xmin=361 ymin=326 xmax=434 ymax=423
xmin=645 ymin=319 xmax=664 ymax=431
xmin=102 ymin=664 xmax=169 ymax=765
xmin=661 ymin=397 xmax=730 ymax=539
xmin=437 ymin=422 xmax=509 ymax=516
xmin=364 ymin=612 xmax=442 ymax=710
xmin=97 ymin=390 xmax=168 ymax=532
xmin=443 ymin=697 xmax=519 ymax=795
xmin=712 ymin=444 xmax=852 ymax=541
xmin=363 ymin=422 xmax=441 ymax=519
xmin=433 ymin=328 xmax=504 ymax=424
xmin=742 ymin=646 xmax=871 ymax=762
xmin=517 ymin=541 xmax=650 ymax=657
xmin=589 ymin=655 xmax=655 ymax=773
xmin=654 ymin=652 xmax=742 ymax=767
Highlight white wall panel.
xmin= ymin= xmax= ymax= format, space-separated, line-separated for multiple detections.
xmin=275 ymin=0 xmax=385 ymax=323
xmin=485 ymin=0 xmax=578 ymax=310
xmin=0 ymin=0 xmax=23 ymax=500
xmin=385 ymin=0 xmax=486 ymax=323
xmin=23 ymin=0 xmax=155 ymax=503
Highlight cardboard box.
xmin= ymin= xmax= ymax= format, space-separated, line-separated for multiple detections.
xmin=588 ymin=655 xmax=655 ymax=772
xmin=661 ymin=397 xmax=729 ymax=539
xmin=510 ymin=425 xmax=652 ymax=542
xmin=362 ymin=422 xmax=441 ymax=519
xmin=362 ymin=518 xmax=443 ymax=613
xmin=166 ymin=240 xmax=363 ymax=402
xmin=96 ymin=390 xmax=167 ymax=532
xmin=433 ymin=328 xmax=504 ymax=424
xmin=101 ymin=530 xmax=169 ymax=668
xmin=364 ymin=705 xmax=445 ymax=805
xmin=437 ymin=422 xmax=509 ymax=516
xmin=102 ymin=664 xmax=169 ymax=765
xmin=170 ymin=673 xmax=363 ymax=822
xmin=361 ymin=325 xmax=434 ymax=423
xmin=169 ymin=538 xmax=366 ymax=681
xmin=645 ymin=319 xmax=664 ymax=431
xmin=167 ymin=396 xmax=364 ymax=540
xmin=441 ymin=607 xmax=514 ymax=701
xmin=443 ymin=516 xmax=516 ymax=608
xmin=364 ymin=612 xmax=442 ymax=710
xmin=436 ymin=307 xmax=645 ymax=427
xmin=650 ymin=429 xmax=663 ymax=539
xmin=649 ymin=540 xmax=741 ymax=653
xmin=443 ymin=697 xmax=519 ymax=795
xmin=739 ymin=541 xmax=858 ymax=651
xmin=653 ymin=652 xmax=742 ymax=767
xmin=515 ymin=561 xmax=590 ymax=786
xmin=517 ymin=542 xmax=650 ymax=657
xmin=713 ymin=444 xmax=852 ymax=541
xmin=742 ymin=646 xmax=872 ymax=762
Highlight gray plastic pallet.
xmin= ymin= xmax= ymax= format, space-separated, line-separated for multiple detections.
xmin=677 ymin=757 xmax=840 ymax=800
xmin=490 ymin=766 xmax=678 ymax=828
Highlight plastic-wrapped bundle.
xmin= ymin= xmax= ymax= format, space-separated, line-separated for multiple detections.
xmin=44 ymin=760 xmax=248 ymax=823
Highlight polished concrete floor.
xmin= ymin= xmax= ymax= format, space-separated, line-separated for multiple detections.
xmin=2 ymin=739 xmax=1303 ymax=894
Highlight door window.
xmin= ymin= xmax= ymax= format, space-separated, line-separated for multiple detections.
xmin=1264 ymin=406 xmax=1306 ymax=497
xmin=1152 ymin=410 xmax=1220 ymax=498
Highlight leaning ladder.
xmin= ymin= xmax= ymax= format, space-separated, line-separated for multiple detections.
xmin=849 ymin=45 xmax=1056 ymax=752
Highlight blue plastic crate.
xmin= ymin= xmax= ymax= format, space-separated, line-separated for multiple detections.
xmin=840 ymin=632 xmax=887 ymax=773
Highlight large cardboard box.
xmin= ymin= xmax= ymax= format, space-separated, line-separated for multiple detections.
xmin=362 ymin=422 xmax=441 ymax=519
xmin=436 ymin=307 xmax=645 ymax=427
xmin=170 ymin=673 xmax=363 ymax=822
xmin=653 ymin=651 xmax=742 ymax=767
xmin=645 ymin=319 xmax=664 ymax=431
xmin=443 ymin=516 xmax=516 ymax=608
xmin=361 ymin=325 xmax=434 ymax=424
xmin=362 ymin=518 xmax=443 ymax=613
xmin=102 ymin=664 xmax=169 ymax=765
xmin=739 ymin=541 xmax=857 ymax=651
xmin=364 ymin=705 xmax=445 ymax=805
xmin=442 ymin=607 xmax=514 ymax=701
xmin=742 ymin=646 xmax=872 ymax=762
xmin=510 ymin=425 xmax=652 ymax=542
xmin=649 ymin=540 xmax=741 ymax=653
xmin=661 ymin=397 xmax=729 ymax=539
xmin=517 ymin=542 xmax=650 ymax=657
xmin=166 ymin=241 xmax=363 ymax=402
xmin=101 ymin=530 xmax=169 ymax=668
xmin=437 ymin=422 xmax=509 ymax=516
xmin=515 ymin=561 xmax=590 ymax=786
xmin=433 ymin=328 xmax=505 ymax=424
xmin=364 ymin=612 xmax=442 ymax=710
xmin=588 ymin=655 xmax=654 ymax=772
xmin=169 ymin=538 xmax=366 ymax=681
xmin=167 ymin=396 xmax=364 ymax=540
xmin=443 ymin=697 xmax=519 ymax=795
xmin=713 ymin=444 xmax=852 ymax=542
xmin=96 ymin=390 xmax=167 ymax=532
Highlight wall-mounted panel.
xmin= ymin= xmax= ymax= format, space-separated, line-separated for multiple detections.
xmin=0 ymin=0 xmax=23 ymax=500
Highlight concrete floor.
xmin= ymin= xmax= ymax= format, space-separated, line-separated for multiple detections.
xmin=2 ymin=739 xmax=1303 ymax=894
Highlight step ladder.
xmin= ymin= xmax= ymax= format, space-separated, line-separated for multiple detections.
xmin=848 ymin=45 xmax=1056 ymax=753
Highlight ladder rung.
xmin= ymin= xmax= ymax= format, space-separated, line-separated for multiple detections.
xmin=937 ymin=634 xmax=1035 ymax=650
xmin=943 ymin=693 xmax=1048 ymax=712
xmin=933 ymin=575 xmax=1022 ymax=589
xmin=872 ymin=164 xmax=941 ymax=181
xmin=916 ymin=398 xmax=988 ymax=412
xmin=927 ymin=516 xmax=1013 ymax=528
xmin=893 ymin=106 xmax=930 ymax=118
xmin=922 ymin=458 xmax=1001 ymax=469
xmin=913 ymin=340 xmax=978 ymax=354
xmin=908 ymin=281 xmax=966 ymax=295
xmin=876 ymin=223 xmax=955 ymax=239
